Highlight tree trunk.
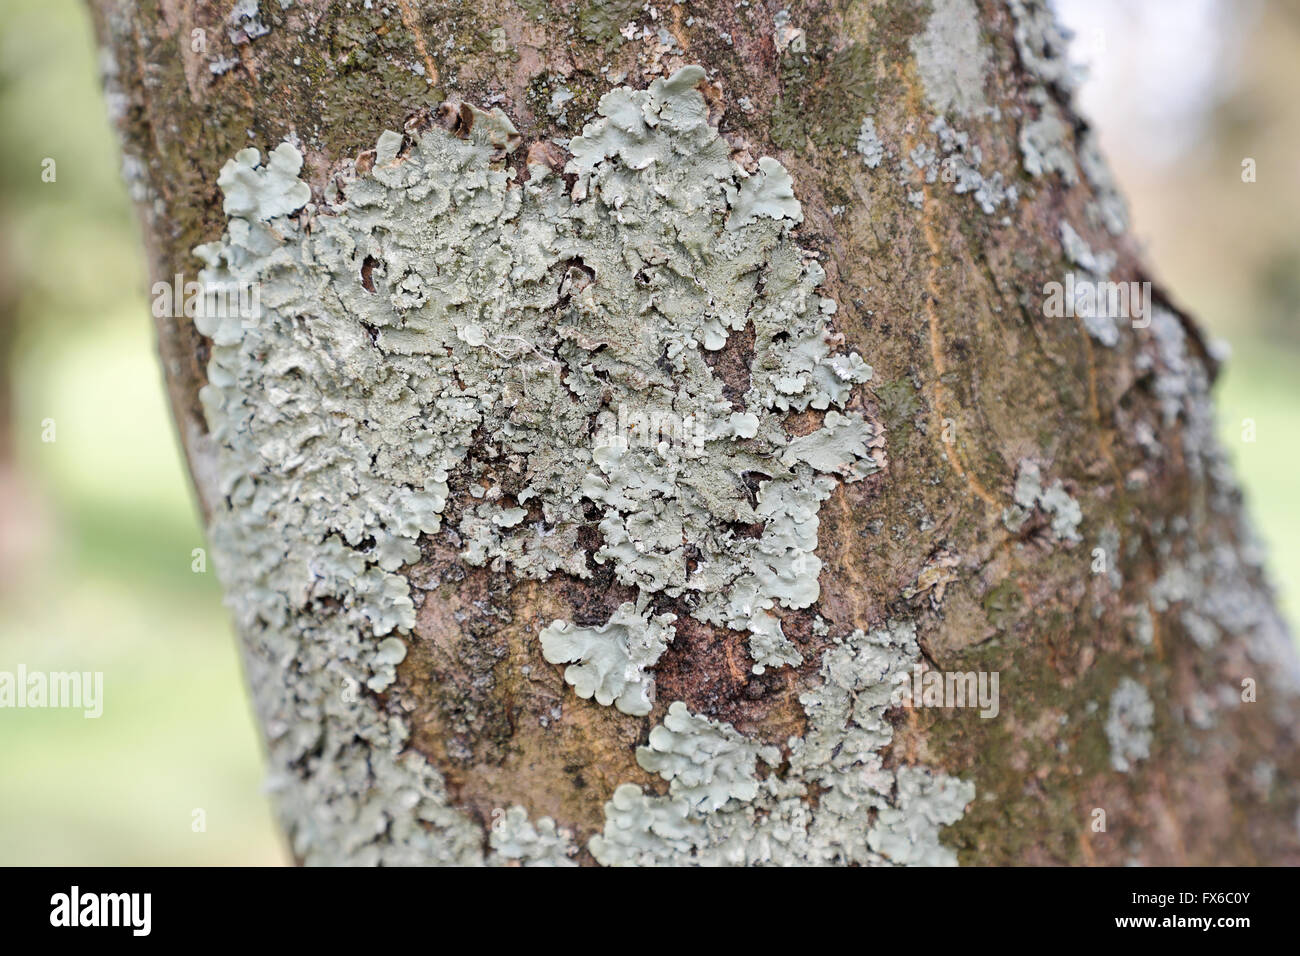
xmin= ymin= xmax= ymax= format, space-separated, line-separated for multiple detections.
xmin=89 ymin=0 xmax=1300 ymax=866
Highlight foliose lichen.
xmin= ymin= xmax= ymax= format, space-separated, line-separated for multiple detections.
xmin=539 ymin=598 xmax=676 ymax=717
xmin=635 ymin=701 xmax=781 ymax=811
xmin=1078 ymin=131 xmax=1130 ymax=236
xmin=1004 ymin=460 xmax=1083 ymax=543
xmin=930 ymin=117 xmax=1018 ymax=213
xmin=1056 ymin=220 xmax=1122 ymax=346
xmin=856 ymin=116 xmax=885 ymax=169
xmin=1019 ymin=100 xmax=1078 ymax=185
xmin=488 ymin=805 xmax=578 ymax=866
xmin=591 ymin=623 xmax=974 ymax=865
xmin=216 ymin=142 xmax=312 ymax=221
xmin=191 ymin=64 xmax=969 ymax=866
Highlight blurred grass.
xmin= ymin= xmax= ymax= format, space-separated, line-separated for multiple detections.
xmin=0 ymin=0 xmax=284 ymax=865
xmin=1 ymin=310 xmax=284 ymax=865
xmin=1 ymin=312 xmax=285 ymax=865
xmin=0 ymin=1 xmax=1295 ymax=866
xmin=1214 ymin=340 xmax=1300 ymax=622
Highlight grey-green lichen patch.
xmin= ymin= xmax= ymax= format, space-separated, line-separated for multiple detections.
xmin=1096 ymin=525 xmax=1123 ymax=589
xmin=867 ymin=766 xmax=978 ymax=865
xmin=368 ymin=635 xmax=408 ymax=692
xmin=1105 ymin=676 xmax=1154 ymax=773
xmin=1079 ymin=131 xmax=1130 ymax=236
xmin=1019 ymin=100 xmax=1078 ymax=185
xmin=1180 ymin=610 xmax=1220 ymax=650
xmin=1039 ymin=482 xmax=1084 ymax=543
xmin=1128 ymin=604 xmax=1155 ymax=647
xmin=539 ymin=599 xmax=676 ymax=716
xmin=1141 ymin=306 xmax=1219 ymax=477
xmin=930 ymin=118 xmax=1018 ymax=214
xmin=911 ymin=0 xmax=990 ymax=118
xmin=488 ymin=806 xmax=578 ymax=866
xmin=587 ymin=784 xmax=700 ymax=865
xmin=1058 ymin=221 xmax=1120 ymax=346
xmin=896 ymin=118 xmax=1017 ymax=216
xmin=228 ymin=0 xmax=271 ymax=44
xmin=1006 ymin=0 xmax=1080 ymax=92
xmin=533 ymin=64 xmax=879 ymax=676
xmin=192 ymin=65 xmax=884 ymax=863
xmin=591 ymin=623 xmax=975 ymax=866
xmin=195 ymin=139 xmax=490 ymax=863
xmin=636 ymin=701 xmax=781 ymax=811
xmin=1060 ymin=221 xmax=1116 ymax=278
xmin=1004 ymin=460 xmax=1082 ymax=543
xmin=726 ymin=157 xmax=804 ymax=230
xmin=856 ymin=117 xmax=885 ymax=169
xmin=1146 ymin=510 xmax=1295 ymax=697
xmin=216 ymin=143 xmax=312 ymax=221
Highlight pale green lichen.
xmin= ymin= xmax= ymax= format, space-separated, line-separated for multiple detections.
xmin=1145 ymin=478 xmax=1294 ymax=693
xmin=929 ymin=118 xmax=1018 ymax=214
xmin=536 ymin=65 xmax=879 ymax=675
xmin=856 ymin=116 xmax=884 ymax=169
xmin=1097 ymin=525 xmax=1123 ymax=589
xmin=896 ymin=118 xmax=1017 ymax=216
xmin=867 ymin=766 xmax=979 ymax=865
xmin=1005 ymin=2 xmax=1129 ymax=237
xmin=191 ymin=64 xmax=966 ymax=866
xmin=539 ymin=599 xmax=676 ymax=716
xmin=195 ymin=140 xmax=488 ymax=864
xmin=1128 ymin=604 xmax=1155 ymax=647
xmin=1057 ymin=221 xmax=1121 ymax=346
xmin=215 ymin=143 xmax=311 ymax=221
xmin=725 ymin=157 xmax=803 ymax=231
xmin=1144 ymin=306 xmax=1217 ymax=466
xmin=1105 ymin=676 xmax=1154 ymax=773
xmin=1019 ymin=101 xmax=1078 ymax=185
xmin=1059 ymin=221 xmax=1116 ymax=278
xmin=227 ymin=0 xmax=271 ymax=44
xmin=911 ymin=0 xmax=990 ymax=118
xmin=591 ymin=623 xmax=975 ymax=866
xmin=587 ymin=784 xmax=700 ymax=866
xmin=1079 ymin=131 xmax=1130 ymax=236
xmin=488 ymin=806 xmax=578 ymax=866
xmin=636 ymin=701 xmax=781 ymax=811
xmin=1006 ymin=0 xmax=1080 ymax=91
xmin=1004 ymin=460 xmax=1082 ymax=543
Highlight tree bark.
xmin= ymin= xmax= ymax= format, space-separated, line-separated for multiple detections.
xmin=90 ymin=0 xmax=1300 ymax=865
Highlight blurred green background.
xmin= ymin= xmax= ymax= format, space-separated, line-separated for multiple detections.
xmin=0 ymin=0 xmax=284 ymax=864
xmin=0 ymin=0 xmax=1296 ymax=865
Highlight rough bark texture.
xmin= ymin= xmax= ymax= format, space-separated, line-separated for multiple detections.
xmin=90 ymin=0 xmax=1300 ymax=865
